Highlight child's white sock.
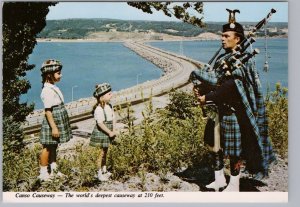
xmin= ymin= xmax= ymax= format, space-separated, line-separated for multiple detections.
xmin=102 ymin=165 xmax=112 ymax=177
xmin=98 ymin=169 xmax=103 ymax=175
xmin=38 ymin=166 xmax=50 ymax=180
xmin=102 ymin=166 xmax=107 ymax=173
xmin=40 ymin=165 xmax=48 ymax=175
xmin=50 ymin=162 xmax=57 ymax=173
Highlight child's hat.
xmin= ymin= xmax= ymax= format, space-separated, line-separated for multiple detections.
xmin=93 ymin=83 xmax=111 ymax=98
xmin=41 ymin=59 xmax=62 ymax=74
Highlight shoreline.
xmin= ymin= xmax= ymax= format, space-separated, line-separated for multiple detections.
xmin=37 ymin=37 xmax=288 ymax=43
xmin=36 ymin=38 xmax=221 ymax=43
xmin=37 ymin=32 xmax=287 ymax=43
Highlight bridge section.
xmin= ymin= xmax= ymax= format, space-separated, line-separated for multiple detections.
xmin=23 ymin=41 xmax=204 ymax=134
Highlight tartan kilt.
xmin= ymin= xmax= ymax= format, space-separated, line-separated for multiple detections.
xmin=220 ymin=114 xmax=242 ymax=157
xmin=90 ymin=121 xmax=113 ymax=148
xmin=40 ymin=104 xmax=72 ymax=145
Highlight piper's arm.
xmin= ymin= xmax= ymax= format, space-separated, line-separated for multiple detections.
xmin=205 ymin=78 xmax=240 ymax=105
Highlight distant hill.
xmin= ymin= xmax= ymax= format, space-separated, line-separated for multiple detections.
xmin=38 ymin=18 xmax=288 ymax=39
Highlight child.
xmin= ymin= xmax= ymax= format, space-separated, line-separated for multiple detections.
xmin=90 ymin=83 xmax=116 ymax=181
xmin=38 ymin=59 xmax=72 ymax=181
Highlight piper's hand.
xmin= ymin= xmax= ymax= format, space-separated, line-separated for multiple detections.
xmin=193 ymin=86 xmax=200 ymax=96
xmin=199 ymin=95 xmax=206 ymax=105
xmin=52 ymin=127 xmax=60 ymax=139
xmin=193 ymin=87 xmax=202 ymax=105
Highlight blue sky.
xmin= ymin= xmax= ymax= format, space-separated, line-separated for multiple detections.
xmin=47 ymin=2 xmax=288 ymax=22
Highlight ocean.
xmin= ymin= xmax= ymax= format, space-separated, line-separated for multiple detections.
xmin=150 ymin=38 xmax=288 ymax=91
xmin=22 ymin=39 xmax=288 ymax=109
xmin=23 ymin=42 xmax=163 ymax=109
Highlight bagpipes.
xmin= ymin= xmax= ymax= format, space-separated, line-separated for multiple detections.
xmin=190 ymin=9 xmax=276 ymax=119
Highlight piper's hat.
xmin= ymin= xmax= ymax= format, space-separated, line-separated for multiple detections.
xmin=93 ymin=83 xmax=112 ymax=98
xmin=41 ymin=59 xmax=62 ymax=74
xmin=222 ymin=9 xmax=245 ymax=38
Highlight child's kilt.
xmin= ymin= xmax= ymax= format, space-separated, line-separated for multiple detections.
xmin=90 ymin=121 xmax=113 ymax=148
xmin=40 ymin=104 xmax=72 ymax=145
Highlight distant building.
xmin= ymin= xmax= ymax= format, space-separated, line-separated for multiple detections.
xmin=268 ymin=27 xmax=278 ymax=33
xmin=280 ymin=28 xmax=288 ymax=33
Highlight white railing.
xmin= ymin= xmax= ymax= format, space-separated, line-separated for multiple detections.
xmin=23 ymin=41 xmax=203 ymax=129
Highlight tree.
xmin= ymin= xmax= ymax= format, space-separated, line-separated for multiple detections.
xmin=2 ymin=1 xmax=204 ymax=155
xmin=2 ymin=2 xmax=56 ymax=155
xmin=127 ymin=2 xmax=205 ymax=28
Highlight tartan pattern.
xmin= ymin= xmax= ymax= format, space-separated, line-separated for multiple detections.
xmin=232 ymin=61 xmax=276 ymax=173
xmin=90 ymin=121 xmax=113 ymax=148
xmin=221 ymin=114 xmax=242 ymax=157
xmin=192 ymin=67 xmax=218 ymax=86
xmin=41 ymin=59 xmax=62 ymax=74
xmin=193 ymin=53 xmax=275 ymax=175
xmin=192 ymin=53 xmax=231 ymax=87
xmin=40 ymin=104 xmax=72 ymax=144
xmin=193 ymin=54 xmax=243 ymax=156
xmin=93 ymin=83 xmax=111 ymax=98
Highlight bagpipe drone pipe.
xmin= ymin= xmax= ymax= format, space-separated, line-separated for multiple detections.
xmin=189 ymin=9 xmax=276 ymax=118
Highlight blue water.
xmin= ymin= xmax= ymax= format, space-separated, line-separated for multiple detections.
xmin=149 ymin=39 xmax=288 ymax=94
xmin=22 ymin=39 xmax=287 ymax=110
xmin=23 ymin=42 xmax=163 ymax=109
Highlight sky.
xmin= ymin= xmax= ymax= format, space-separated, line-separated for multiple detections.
xmin=46 ymin=1 xmax=288 ymax=22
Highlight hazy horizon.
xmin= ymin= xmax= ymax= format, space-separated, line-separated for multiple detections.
xmin=47 ymin=2 xmax=288 ymax=23
xmin=45 ymin=17 xmax=288 ymax=24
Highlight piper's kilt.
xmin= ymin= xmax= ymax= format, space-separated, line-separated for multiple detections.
xmin=40 ymin=104 xmax=72 ymax=145
xmin=220 ymin=114 xmax=242 ymax=157
xmin=90 ymin=121 xmax=113 ymax=148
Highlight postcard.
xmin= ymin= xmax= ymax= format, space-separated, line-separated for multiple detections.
xmin=2 ymin=1 xmax=288 ymax=203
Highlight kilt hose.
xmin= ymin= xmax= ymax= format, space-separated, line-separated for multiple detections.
xmin=90 ymin=121 xmax=113 ymax=148
xmin=40 ymin=104 xmax=72 ymax=145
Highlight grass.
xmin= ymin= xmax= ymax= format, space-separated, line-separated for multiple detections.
xmin=3 ymin=84 xmax=288 ymax=192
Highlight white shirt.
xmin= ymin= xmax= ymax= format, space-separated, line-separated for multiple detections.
xmin=94 ymin=104 xmax=114 ymax=123
xmin=41 ymin=83 xmax=64 ymax=109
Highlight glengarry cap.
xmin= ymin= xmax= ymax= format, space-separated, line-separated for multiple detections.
xmin=93 ymin=83 xmax=111 ymax=98
xmin=41 ymin=59 xmax=62 ymax=74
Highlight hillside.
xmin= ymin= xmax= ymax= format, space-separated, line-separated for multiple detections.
xmin=38 ymin=18 xmax=288 ymax=40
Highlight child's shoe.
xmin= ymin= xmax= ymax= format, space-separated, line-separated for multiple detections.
xmin=104 ymin=171 xmax=112 ymax=178
xmin=50 ymin=170 xmax=65 ymax=178
xmin=98 ymin=173 xmax=109 ymax=181
xmin=97 ymin=169 xmax=108 ymax=181
xmin=38 ymin=166 xmax=51 ymax=181
xmin=50 ymin=162 xmax=65 ymax=178
xmin=102 ymin=166 xmax=112 ymax=179
xmin=38 ymin=173 xmax=51 ymax=181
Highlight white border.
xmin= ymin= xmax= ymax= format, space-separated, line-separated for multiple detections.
xmin=3 ymin=192 xmax=288 ymax=203
xmin=2 ymin=0 xmax=296 ymax=206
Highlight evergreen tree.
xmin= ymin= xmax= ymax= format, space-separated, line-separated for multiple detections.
xmin=2 ymin=2 xmax=56 ymax=154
